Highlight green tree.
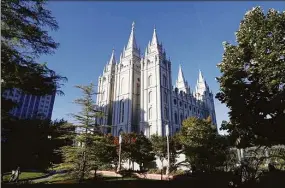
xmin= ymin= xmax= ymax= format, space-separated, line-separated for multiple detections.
xmin=1 ymin=0 xmax=66 ymax=118
xmin=216 ymin=7 xmax=285 ymax=147
xmin=57 ymin=83 xmax=108 ymax=182
xmin=150 ymin=134 xmax=180 ymax=172
xmin=132 ymin=134 xmax=155 ymax=171
xmin=120 ymin=132 xmax=137 ymax=167
xmin=89 ymin=134 xmax=117 ymax=178
xmin=178 ymin=117 xmax=229 ymax=172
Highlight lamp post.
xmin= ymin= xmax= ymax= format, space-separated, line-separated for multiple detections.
xmin=117 ymin=134 xmax=122 ymax=172
xmin=165 ymin=124 xmax=170 ymax=179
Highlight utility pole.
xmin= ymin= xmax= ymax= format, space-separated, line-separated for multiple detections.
xmin=166 ymin=124 xmax=170 ymax=179
xmin=117 ymin=134 xmax=122 ymax=172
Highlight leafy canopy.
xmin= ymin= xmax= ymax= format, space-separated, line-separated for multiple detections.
xmin=178 ymin=117 xmax=230 ymax=172
xmin=1 ymin=0 xmax=67 ymax=116
xmin=216 ymin=7 xmax=285 ymax=147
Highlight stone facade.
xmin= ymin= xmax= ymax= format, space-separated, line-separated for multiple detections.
xmin=96 ymin=22 xmax=217 ymax=137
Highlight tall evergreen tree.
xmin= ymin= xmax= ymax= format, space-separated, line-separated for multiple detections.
xmin=57 ymin=83 xmax=114 ymax=182
xmin=216 ymin=7 xmax=285 ymax=147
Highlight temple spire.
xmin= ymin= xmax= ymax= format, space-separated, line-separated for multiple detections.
xmin=151 ymin=26 xmax=159 ymax=46
xmin=126 ymin=21 xmax=138 ymax=50
xmin=178 ymin=64 xmax=185 ymax=82
xmin=198 ymin=69 xmax=205 ymax=83
xmin=195 ymin=70 xmax=209 ymax=97
xmin=176 ymin=64 xmax=188 ymax=93
xmin=108 ymin=48 xmax=116 ymax=64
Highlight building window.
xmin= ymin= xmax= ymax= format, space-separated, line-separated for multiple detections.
xmin=164 ymin=107 xmax=168 ymax=120
xmin=120 ymin=78 xmax=124 ymax=94
xmin=180 ymin=114 xmax=183 ymax=124
xmin=148 ymin=91 xmax=152 ymax=103
xmin=120 ymin=100 xmax=124 ymax=123
xmin=148 ymin=75 xmax=152 ymax=86
xmin=185 ymin=104 xmax=187 ymax=108
xmin=176 ymin=128 xmax=179 ymax=132
xmin=179 ymin=101 xmax=182 ymax=107
xmin=149 ymin=107 xmax=152 ymax=119
xmin=164 ymin=91 xmax=167 ymax=103
xmin=163 ymin=75 xmax=167 ymax=87
xmin=174 ymin=99 xmax=177 ymax=105
xmin=174 ymin=112 xmax=178 ymax=124
xmin=189 ymin=106 xmax=192 ymax=111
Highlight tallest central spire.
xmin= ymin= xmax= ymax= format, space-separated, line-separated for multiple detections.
xmin=126 ymin=21 xmax=138 ymax=50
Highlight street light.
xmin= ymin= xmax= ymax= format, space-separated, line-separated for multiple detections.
xmin=117 ymin=134 xmax=122 ymax=172
xmin=165 ymin=124 xmax=170 ymax=179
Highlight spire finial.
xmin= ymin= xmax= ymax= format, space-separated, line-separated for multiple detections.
xmin=126 ymin=21 xmax=138 ymax=50
xmin=132 ymin=21 xmax=135 ymax=31
xmin=108 ymin=48 xmax=116 ymax=65
xmin=151 ymin=26 xmax=159 ymax=45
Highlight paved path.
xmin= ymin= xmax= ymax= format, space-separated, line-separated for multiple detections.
xmin=31 ymin=174 xmax=58 ymax=183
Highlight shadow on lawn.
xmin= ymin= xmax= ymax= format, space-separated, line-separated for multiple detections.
xmin=2 ymin=171 xmax=285 ymax=188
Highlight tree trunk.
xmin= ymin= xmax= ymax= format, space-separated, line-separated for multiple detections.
xmin=79 ymin=151 xmax=86 ymax=183
xmin=93 ymin=168 xmax=97 ymax=179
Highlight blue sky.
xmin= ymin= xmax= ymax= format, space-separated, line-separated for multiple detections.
xmin=41 ymin=1 xmax=283 ymax=133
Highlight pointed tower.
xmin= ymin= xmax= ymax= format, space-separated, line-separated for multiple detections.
xmin=175 ymin=64 xmax=190 ymax=94
xmin=195 ymin=70 xmax=209 ymax=98
xmin=194 ymin=70 xmax=217 ymax=126
xmin=96 ymin=49 xmax=116 ymax=133
xmin=140 ymin=26 xmax=173 ymax=137
xmin=112 ymin=22 xmax=141 ymax=136
xmin=123 ymin=21 xmax=140 ymax=59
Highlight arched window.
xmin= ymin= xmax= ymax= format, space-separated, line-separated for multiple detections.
xmin=148 ymin=107 xmax=152 ymax=119
xmin=120 ymin=78 xmax=124 ymax=94
xmin=174 ymin=113 xmax=178 ymax=124
xmin=148 ymin=91 xmax=152 ymax=103
xmin=164 ymin=107 xmax=168 ymax=120
xmin=180 ymin=114 xmax=183 ymax=124
xmin=148 ymin=75 xmax=152 ymax=86
xmin=120 ymin=100 xmax=124 ymax=123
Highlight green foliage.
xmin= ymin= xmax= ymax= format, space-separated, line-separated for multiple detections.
xmin=178 ymin=117 xmax=230 ymax=172
xmin=1 ymin=0 xmax=67 ymax=116
xmin=57 ymin=83 xmax=117 ymax=182
xmin=150 ymin=134 xmax=180 ymax=172
xmin=120 ymin=133 xmax=155 ymax=171
xmin=216 ymin=7 xmax=285 ymax=147
xmin=132 ymin=134 xmax=155 ymax=170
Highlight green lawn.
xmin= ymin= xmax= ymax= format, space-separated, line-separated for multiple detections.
xmin=3 ymin=172 xmax=46 ymax=182
xmin=36 ymin=173 xmax=143 ymax=184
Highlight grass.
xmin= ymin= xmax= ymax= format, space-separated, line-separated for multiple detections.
xmin=3 ymin=171 xmax=46 ymax=182
xmin=35 ymin=173 xmax=143 ymax=184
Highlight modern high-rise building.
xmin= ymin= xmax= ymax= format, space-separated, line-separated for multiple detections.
xmin=96 ymin=22 xmax=217 ymax=137
xmin=2 ymin=88 xmax=56 ymax=120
